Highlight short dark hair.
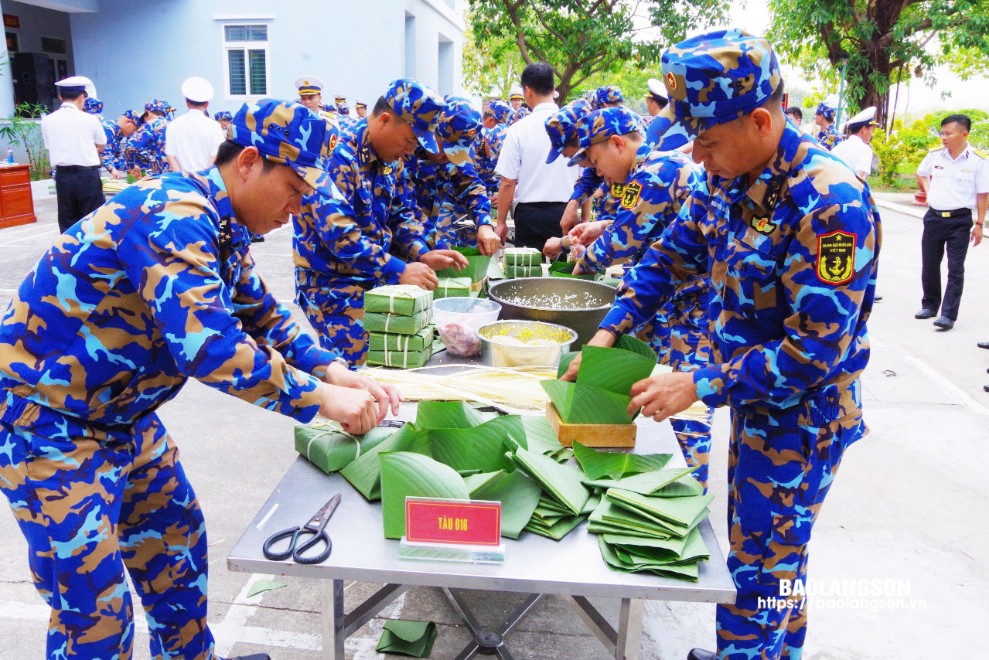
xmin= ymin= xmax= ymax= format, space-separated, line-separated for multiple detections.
xmin=941 ymin=114 xmax=971 ymax=131
xmin=649 ymin=94 xmax=668 ymax=109
xmin=59 ymin=90 xmax=85 ymax=102
xmin=186 ymin=99 xmax=208 ymax=109
xmin=371 ymin=96 xmax=391 ymax=117
xmin=786 ymin=106 xmax=803 ymax=121
xmin=214 ymin=140 xmax=279 ymax=171
xmin=520 ymin=62 xmax=555 ymax=96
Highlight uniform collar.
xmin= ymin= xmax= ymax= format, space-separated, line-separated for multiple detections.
xmin=943 ymin=143 xmax=971 ymax=161
xmin=629 ymin=140 xmax=652 ymax=177
xmin=202 ymin=167 xmax=251 ymax=249
xmin=721 ymin=123 xmax=803 ymax=216
xmin=355 ymin=119 xmax=385 ymax=168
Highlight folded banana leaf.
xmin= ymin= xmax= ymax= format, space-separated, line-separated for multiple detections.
xmin=412 ymin=415 xmax=524 ymax=473
xmin=520 ymin=416 xmax=563 ymax=455
xmin=295 ymin=422 xmax=395 ymax=474
xmin=414 ymin=400 xmax=489 ymax=429
xmin=364 ymin=310 xmax=432 ymax=335
xmin=465 ymin=469 xmax=542 ymax=539
xmin=511 ymin=447 xmax=590 ymax=516
xmin=375 ymin=620 xmax=438 ymax=657
xmin=548 ymin=260 xmax=596 ymax=280
xmin=504 ymin=264 xmax=544 ymax=278
xmin=503 ymin=247 xmax=542 ymax=267
xmin=380 ymin=452 xmax=470 ymax=539
xmin=524 ymin=513 xmax=586 ymax=540
xmin=588 ymin=500 xmax=682 ymax=538
xmin=598 ymin=537 xmax=701 ymax=581
xmin=541 ymin=379 xmax=634 ymax=424
xmin=436 ymin=246 xmax=493 ymax=283
xmin=365 ymin=285 xmax=433 ymax=317
xmin=576 ymin=345 xmax=657 ymax=396
xmin=572 ymin=442 xmax=672 ymax=480
xmin=605 ymin=489 xmax=714 ymax=534
xmin=368 ymin=327 xmax=434 ymax=353
xmin=583 ymin=467 xmax=700 ymax=496
xmin=365 ymin=348 xmax=432 ymax=369
xmin=340 ymin=424 xmax=425 ymax=500
xmin=604 ymin=528 xmax=710 ymax=564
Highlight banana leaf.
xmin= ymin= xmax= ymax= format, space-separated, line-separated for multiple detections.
xmin=414 ymin=400 xmax=489 ymax=429
xmin=519 ymin=416 xmax=561 ymax=455
xmin=503 ymin=247 xmax=541 ymax=267
xmin=364 ymin=310 xmax=431 ymax=335
xmin=511 ymin=447 xmax=590 ymax=515
xmin=375 ymin=620 xmax=438 ymax=657
xmin=417 ymin=415 xmax=525 ymax=473
xmin=365 ymin=348 xmax=432 ymax=369
xmin=572 ymin=442 xmax=672 ymax=480
xmin=588 ymin=500 xmax=683 ymax=538
xmin=436 ymin=246 xmax=492 ymax=283
xmin=541 ymin=379 xmax=635 ymax=424
xmin=379 ymin=452 xmax=470 ymax=539
xmin=556 ymin=351 xmax=579 ymax=378
xmin=524 ymin=514 xmax=586 ymax=540
xmin=365 ymin=285 xmax=433 ymax=317
xmin=613 ymin=334 xmax=658 ymax=360
xmin=598 ymin=537 xmax=701 ymax=581
xmin=466 ymin=469 xmax=542 ymax=539
xmin=294 ymin=422 xmax=395 ymax=474
xmin=434 ymin=277 xmax=473 ymax=299
xmin=368 ymin=327 xmax=434 ymax=352
xmin=548 ymin=260 xmax=596 ymax=280
xmin=583 ymin=467 xmax=700 ymax=496
xmin=576 ymin=345 xmax=656 ymax=396
xmin=340 ymin=425 xmax=425 ymax=501
xmin=605 ymin=528 xmax=710 ymax=564
xmin=605 ymin=489 xmax=713 ymax=534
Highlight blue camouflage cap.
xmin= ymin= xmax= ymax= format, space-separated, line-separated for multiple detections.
xmin=544 ymin=98 xmax=592 ymax=164
xmin=213 ymin=110 xmax=233 ymax=122
xmin=658 ymin=29 xmax=783 ymax=139
xmin=568 ymin=107 xmax=643 ymax=167
xmin=382 ymin=79 xmax=445 ymax=154
xmin=122 ymin=109 xmax=141 ymax=125
xmin=595 ymin=86 xmax=624 ymax=107
xmin=144 ymin=99 xmax=170 ymax=116
xmin=83 ymin=97 xmax=103 ymax=115
xmin=486 ymin=100 xmax=513 ymax=124
xmin=815 ymin=102 xmax=836 ymax=121
xmin=227 ymin=99 xmax=339 ymax=195
xmin=643 ymin=116 xmax=691 ymax=152
xmin=437 ymin=96 xmax=482 ymax=167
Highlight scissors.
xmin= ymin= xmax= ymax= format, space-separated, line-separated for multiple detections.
xmin=262 ymin=493 xmax=341 ymax=564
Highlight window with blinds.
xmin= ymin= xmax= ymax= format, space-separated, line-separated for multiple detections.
xmin=223 ymin=24 xmax=268 ymax=97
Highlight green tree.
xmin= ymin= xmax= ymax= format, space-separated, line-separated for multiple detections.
xmin=769 ymin=0 xmax=989 ymax=128
xmin=0 ymin=102 xmax=51 ymax=181
xmin=462 ymin=22 xmax=526 ymax=98
xmin=468 ymin=0 xmax=726 ymax=102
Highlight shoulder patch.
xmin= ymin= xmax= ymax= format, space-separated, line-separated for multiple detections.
xmin=929 ymin=145 xmax=946 ymax=153
xmin=611 ymin=182 xmax=625 ymax=197
xmin=620 ymin=181 xmax=642 ymax=209
xmin=816 ymin=231 xmax=856 ymax=285
xmin=972 ymin=147 xmax=988 ymax=159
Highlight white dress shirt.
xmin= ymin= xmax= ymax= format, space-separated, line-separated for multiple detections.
xmin=41 ymin=103 xmax=106 ymax=167
xmin=916 ymin=145 xmax=989 ymax=211
xmin=830 ymin=134 xmax=873 ymax=178
xmin=495 ymin=101 xmax=578 ymax=203
xmin=165 ymin=110 xmax=226 ymax=172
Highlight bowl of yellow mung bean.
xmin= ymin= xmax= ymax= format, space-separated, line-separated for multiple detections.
xmin=476 ymin=320 xmax=577 ymax=368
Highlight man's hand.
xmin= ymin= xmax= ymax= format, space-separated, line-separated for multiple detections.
xmin=560 ymin=200 xmax=580 ymax=233
xmin=477 ymin=224 xmax=501 ymax=256
xmin=570 ymin=220 xmax=609 ymax=246
xmin=494 ymin=221 xmax=509 ymax=243
xmin=627 ymin=372 xmax=699 ymax=422
xmin=110 ymin=168 xmax=123 ymax=180
xmin=398 ymin=262 xmax=440 ymax=289
xmin=420 ymin=249 xmax=469 ymax=271
xmin=325 ymin=361 xmax=402 ymax=423
xmin=560 ymin=329 xmax=617 ymax=381
xmin=317 ymin=383 xmax=380 ymax=435
xmin=543 ymin=237 xmax=564 ymax=260
xmin=972 ymin=223 xmax=983 ymax=247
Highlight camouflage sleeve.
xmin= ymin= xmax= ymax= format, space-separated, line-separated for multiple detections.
xmin=313 ymin=192 xmax=410 ymax=284
xmin=100 ymin=125 xmax=117 ymax=172
xmin=389 ymin=168 xmax=430 ymax=261
xmin=449 ymin=161 xmax=493 ymax=227
xmin=595 ymin=183 xmax=621 ymax=223
xmin=599 ymin=193 xmax=710 ymax=335
xmin=692 ymin=191 xmax=879 ymax=411
xmin=570 ymin=167 xmax=602 ymax=204
xmin=117 ymin=196 xmax=326 ymax=421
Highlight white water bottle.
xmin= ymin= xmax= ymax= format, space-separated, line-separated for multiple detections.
xmin=5 ymin=147 xmax=12 ymax=164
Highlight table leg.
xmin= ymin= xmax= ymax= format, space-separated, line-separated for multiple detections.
xmin=615 ymin=598 xmax=644 ymax=660
xmin=320 ymin=579 xmax=345 ymax=660
xmin=444 ymin=588 xmax=542 ymax=659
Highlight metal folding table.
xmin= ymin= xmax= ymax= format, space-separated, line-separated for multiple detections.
xmin=228 ymin=405 xmax=736 ymax=659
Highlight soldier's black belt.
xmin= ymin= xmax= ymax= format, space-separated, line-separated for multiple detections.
xmin=56 ymin=165 xmax=101 ymax=173
xmin=929 ymin=207 xmax=971 ymax=219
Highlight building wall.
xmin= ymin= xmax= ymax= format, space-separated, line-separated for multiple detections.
xmin=0 ymin=0 xmax=77 ymax=116
xmin=59 ymin=0 xmax=463 ymax=120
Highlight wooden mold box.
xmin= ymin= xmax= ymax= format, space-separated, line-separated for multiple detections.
xmin=545 ymin=402 xmax=637 ymax=448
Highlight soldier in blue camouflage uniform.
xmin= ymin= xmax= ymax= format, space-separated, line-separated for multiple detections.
xmin=125 ymin=99 xmax=170 ymax=177
xmin=407 ymin=96 xmax=500 ymax=253
xmin=293 ymin=80 xmax=469 ymax=365
xmin=0 ymin=99 xmax=399 ymax=660
xmin=214 ymin=110 xmax=233 ymax=131
xmin=476 ymin=100 xmax=513 ymax=197
xmin=814 ymin=103 xmax=842 ymax=151
xmin=564 ymin=30 xmax=881 ymax=660
xmin=554 ymin=107 xmax=715 ymax=489
xmin=99 ymin=109 xmax=141 ymax=180
xmin=540 ymin=98 xmax=600 ymax=234
xmin=335 ymin=95 xmax=357 ymax=131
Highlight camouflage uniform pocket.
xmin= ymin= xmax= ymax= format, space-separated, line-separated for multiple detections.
xmin=758 ymin=511 xmax=812 ymax=587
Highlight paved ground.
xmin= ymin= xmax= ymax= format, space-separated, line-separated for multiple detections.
xmin=0 ymin=190 xmax=986 ymax=659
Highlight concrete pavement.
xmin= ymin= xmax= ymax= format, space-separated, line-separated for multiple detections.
xmin=0 ymin=190 xmax=986 ymax=659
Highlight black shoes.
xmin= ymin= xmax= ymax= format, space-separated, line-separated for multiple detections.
xmin=933 ymin=316 xmax=954 ymax=330
xmin=687 ymin=650 xmax=717 ymax=660
xmin=914 ymin=308 xmax=936 ymax=319
xmin=978 ymin=341 xmax=989 ymax=349
xmin=984 ymin=384 xmax=989 ymax=392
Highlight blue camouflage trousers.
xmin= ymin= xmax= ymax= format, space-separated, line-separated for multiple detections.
xmin=0 ymin=390 xmax=215 ymax=659
xmin=296 ymin=270 xmax=368 ymax=365
xmin=715 ymin=405 xmax=862 ymax=659
xmin=639 ymin=297 xmax=715 ymax=491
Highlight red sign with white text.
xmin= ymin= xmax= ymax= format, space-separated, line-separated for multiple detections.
xmin=405 ymin=498 xmax=501 ymax=546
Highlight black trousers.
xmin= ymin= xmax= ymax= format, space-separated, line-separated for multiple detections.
xmin=512 ymin=201 xmax=567 ymax=250
xmin=55 ymin=167 xmax=105 ymax=233
xmin=920 ymin=208 xmax=973 ymax=321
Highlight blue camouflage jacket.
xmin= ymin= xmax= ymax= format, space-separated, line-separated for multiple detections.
xmin=0 ymin=168 xmax=336 ymax=427
xmin=293 ymin=119 xmax=429 ymax=286
xmin=601 ymin=124 xmax=881 ymax=420
xmin=404 ymin=145 xmax=492 ymax=247
xmin=100 ymin=119 xmax=125 ymax=173
xmin=125 ymin=116 xmax=168 ymax=174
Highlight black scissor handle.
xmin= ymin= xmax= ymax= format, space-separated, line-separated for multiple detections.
xmin=292 ymin=531 xmax=332 ymax=565
xmin=262 ymin=527 xmax=303 ymax=561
